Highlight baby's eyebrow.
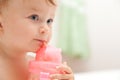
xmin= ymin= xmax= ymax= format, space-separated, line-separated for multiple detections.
xmin=29 ymin=7 xmax=43 ymax=12
xmin=27 ymin=7 xmax=55 ymax=19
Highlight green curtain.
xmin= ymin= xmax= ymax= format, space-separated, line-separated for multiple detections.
xmin=56 ymin=1 xmax=90 ymax=59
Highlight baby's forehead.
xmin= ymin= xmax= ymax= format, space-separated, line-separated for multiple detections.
xmin=22 ymin=0 xmax=56 ymax=12
xmin=1 ymin=0 xmax=56 ymax=17
xmin=22 ymin=0 xmax=49 ymax=9
xmin=9 ymin=0 xmax=41 ymax=13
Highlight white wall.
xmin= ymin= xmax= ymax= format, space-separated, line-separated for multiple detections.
xmin=86 ymin=0 xmax=120 ymax=71
xmin=50 ymin=0 xmax=120 ymax=72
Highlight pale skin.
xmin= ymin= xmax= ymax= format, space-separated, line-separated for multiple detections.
xmin=0 ymin=0 xmax=74 ymax=80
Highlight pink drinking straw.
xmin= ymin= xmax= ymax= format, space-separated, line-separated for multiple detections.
xmin=35 ymin=42 xmax=46 ymax=61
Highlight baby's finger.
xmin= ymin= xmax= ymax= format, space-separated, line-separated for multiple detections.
xmin=50 ymin=73 xmax=73 ymax=80
xmin=56 ymin=63 xmax=72 ymax=74
xmin=63 ymin=62 xmax=67 ymax=65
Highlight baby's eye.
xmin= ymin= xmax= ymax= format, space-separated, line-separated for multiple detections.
xmin=29 ymin=14 xmax=39 ymax=21
xmin=47 ymin=19 xmax=53 ymax=25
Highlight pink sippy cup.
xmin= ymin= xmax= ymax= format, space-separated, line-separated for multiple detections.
xmin=29 ymin=43 xmax=62 ymax=80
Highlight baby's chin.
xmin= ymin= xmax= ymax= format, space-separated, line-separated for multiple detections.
xmin=26 ymin=46 xmax=40 ymax=53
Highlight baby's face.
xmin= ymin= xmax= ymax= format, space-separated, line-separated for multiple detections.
xmin=0 ymin=0 xmax=56 ymax=53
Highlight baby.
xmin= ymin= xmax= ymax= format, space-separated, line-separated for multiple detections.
xmin=0 ymin=0 xmax=74 ymax=80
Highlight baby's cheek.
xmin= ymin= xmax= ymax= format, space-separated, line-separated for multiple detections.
xmin=47 ymin=32 xmax=52 ymax=42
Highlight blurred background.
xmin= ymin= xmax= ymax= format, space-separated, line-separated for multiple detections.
xmin=49 ymin=0 xmax=120 ymax=74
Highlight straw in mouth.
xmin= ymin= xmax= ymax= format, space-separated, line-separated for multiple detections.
xmin=35 ymin=42 xmax=47 ymax=61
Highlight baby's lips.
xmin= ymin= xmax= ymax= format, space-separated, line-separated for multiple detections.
xmin=41 ymin=41 xmax=47 ymax=47
xmin=36 ymin=41 xmax=46 ymax=52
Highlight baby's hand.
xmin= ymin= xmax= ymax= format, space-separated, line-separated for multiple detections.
xmin=50 ymin=62 xmax=74 ymax=80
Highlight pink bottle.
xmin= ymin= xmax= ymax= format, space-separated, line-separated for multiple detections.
xmin=29 ymin=43 xmax=62 ymax=80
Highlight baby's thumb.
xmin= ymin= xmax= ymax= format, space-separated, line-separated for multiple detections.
xmin=63 ymin=61 xmax=67 ymax=66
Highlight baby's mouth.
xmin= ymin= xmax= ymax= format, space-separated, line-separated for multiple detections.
xmin=35 ymin=39 xmax=47 ymax=55
xmin=35 ymin=39 xmax=47 ymax=45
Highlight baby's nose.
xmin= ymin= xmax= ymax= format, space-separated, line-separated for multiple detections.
xmin=39 ymin=24 xmax=50 ymax=35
